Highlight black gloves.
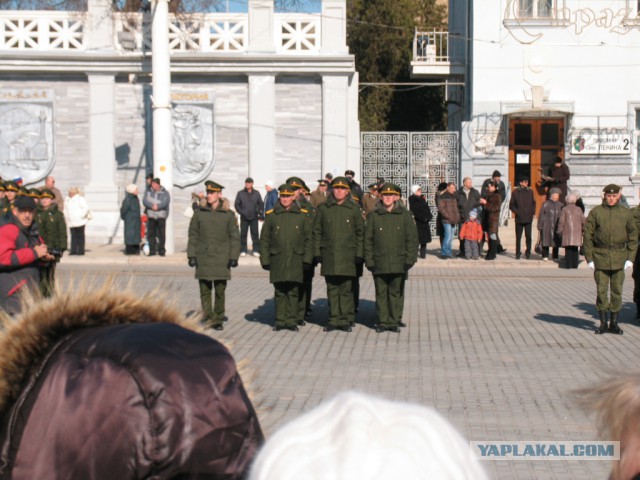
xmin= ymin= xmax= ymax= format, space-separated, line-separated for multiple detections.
xmin=355 ymin=257 xmax=364 ymax=265
xmin=188 ymin=257 xmax=197 ymax=268
xmin=313 ymin=256 xmax=322 ymax=266
xmin=262 ymin=264 xmax=270 ymax=271
xmin=303 ymin=263 xmax=313 ymax=271
xmin=228 ymin=259 xmax=238 ymax=268
xmin=404 ymin=264 xmax=413 ymax=272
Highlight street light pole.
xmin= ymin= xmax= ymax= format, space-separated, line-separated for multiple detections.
xmin=151 ymin=0 xmax=174 ymax=255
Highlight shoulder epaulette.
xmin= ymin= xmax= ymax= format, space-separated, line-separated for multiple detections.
xmin=300 ymin=208 xmax=308 ymax=214
xmin=266 ymin=209 xmax=274 ymax=215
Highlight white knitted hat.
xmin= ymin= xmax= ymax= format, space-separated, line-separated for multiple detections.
xmin=249 ymin=391 xmax=489 ymax=480
xmin=411 ymin=184 xmax=421 ymax=195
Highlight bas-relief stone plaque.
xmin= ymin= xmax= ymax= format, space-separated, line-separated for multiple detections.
xmin=0 ymin=89 xmax=54 ymax=185
xmin=170 ymin=91 xmax=215 ymax=188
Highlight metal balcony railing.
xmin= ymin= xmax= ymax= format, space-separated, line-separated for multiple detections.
xmin=413 ymin=30 xmax=449 ymax=63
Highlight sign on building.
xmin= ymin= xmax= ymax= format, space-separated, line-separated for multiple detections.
xmin=571 ymin=131 xmax=631 ymax=155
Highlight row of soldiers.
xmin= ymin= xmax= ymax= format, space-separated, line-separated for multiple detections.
xmin=187 ymin=175 xmax=418 ymax=332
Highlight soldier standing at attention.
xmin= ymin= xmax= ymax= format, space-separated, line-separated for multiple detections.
xmin=365 ymin=183 xmax=418 ymax=332
xmin=310 ymin=179 xmax=329 ymax=208
xmin=187 ymin=181 xmax=240 ymax=330
xmin=36 ymin=188 xmax=67 ymax=297
xmin=583 ymin=184 xmax=637 ymax=335
xmin=286 ymin=177 xmax=317 ymax=323
xmin=313 ymin=176 xmax=365 ymax=332
xmin=260 ymin=184 xmax=314 ymax=331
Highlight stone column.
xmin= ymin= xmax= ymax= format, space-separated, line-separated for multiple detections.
xmin=321 ymin=0 xmax=348 ymax=54
xmin=248 ymin=75 xmax=276 ymax=186
xmin=322 ymin=75 xmax=349 ymax=177
xmin=248 ymin=0 xmax=275 ymax=52
xmin=347 ymin=72 xmax=360 ymax=175
xmin=85 ymin=0 xmax=119 ymax=243
xmin=151 ymin=0 xmax=175 ymax=254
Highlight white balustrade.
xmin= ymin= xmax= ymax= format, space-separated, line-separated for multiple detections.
xmin=0 ymin=11 xmax=85 ymax=50
xmin=275 ymin=14 xmax=320 ymax=53
xmin=413 ymin=30 xmax=449 ymax=63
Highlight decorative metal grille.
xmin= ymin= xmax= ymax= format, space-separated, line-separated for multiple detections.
xmin=361 ymin=131 xmax=459 ymax=235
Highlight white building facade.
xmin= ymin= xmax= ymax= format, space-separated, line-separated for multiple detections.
xmin=414 ymin=0 xmax=640 ymax=210
xmin=0 ymin=0 xmax=359 ymax=249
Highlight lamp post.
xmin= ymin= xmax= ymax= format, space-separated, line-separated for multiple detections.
xmin=151 ymin=0 xmax=174 ymax=254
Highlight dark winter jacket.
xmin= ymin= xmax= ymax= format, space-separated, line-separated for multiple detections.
xmin=120 ymin=192 xmax=141 ymax=246
xmin=142 ymin=186 xmax=171 ymax=220
xmin=260 ymin=201 xmax=313 ymax=284
xmin=456 ymin=187 xmax=481 ymax=224
xmin=313 ymin=195 xmax=364 ymax=277
xmin=0 ymin=216 xmax=43 ymax=315
xmin=0 ymin=286 xmax=264 ymax=479
xmin=544 ymin=163 xmax=570 ymax=204
xmin=188 ymin=198 xmax=241 ymax=281
xmin=437 ymin=192 xmax=460 ymax=225
xmin=364 ymin=201 xmax=418 ymax=275
xmin=235 ymin=188 xmax=264 ymax=221
xmin=483 ymin=192 xmax=502 ymax=235
xmin=481 ymin=178 xmax=506 ymax=201
xmin=408 ymin=194 xmax=432 ymax=244
xmin=509 ymin=186 xmax=536 ymax=224
xmin=263 ymin=189 xmax=278 ymax=217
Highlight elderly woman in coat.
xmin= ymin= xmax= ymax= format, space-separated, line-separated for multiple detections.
xmin=480 ymin=181 xmax=502 ymax=260
xmin=120 ymin=184 xmax=141 ymax=255
xmin=408 ymin=185 xmax=432 ymax=259
xmin=557 ymin=193 xmax=586 ymax=268
xmin=538 ymin=187 xmax=563 ymax=261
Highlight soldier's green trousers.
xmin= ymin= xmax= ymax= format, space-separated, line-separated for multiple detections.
xmin=325 ymin=276 xmax=354 ymax=327
xmin=40 ymin=261 xmax=57 ymax=298
xmin=199 ymin=279 xmax=227 ymax=326
xmin=276 ymin=281 xmax=300 ymax=327
xmin=374 ymin=273 xmax=405 ymax=327
xmin=594 ymin=269 xmax=625 ymax=313
xmin=297 ymin=269 xmax=313 ymax=322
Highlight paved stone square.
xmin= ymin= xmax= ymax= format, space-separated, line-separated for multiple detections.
xmin=59 ymin=249 xmax=635 ymax=479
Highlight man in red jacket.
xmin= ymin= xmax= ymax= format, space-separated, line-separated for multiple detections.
xmin=0 ymin=195 xmax=53 ymax=314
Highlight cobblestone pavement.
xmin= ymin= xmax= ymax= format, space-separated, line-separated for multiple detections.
xmin=58 ymin=246 xmax=635 ymax=479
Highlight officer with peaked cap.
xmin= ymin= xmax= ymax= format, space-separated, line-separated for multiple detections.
xmin=36 ymin=188 xmax=67 ymax=297
xmin=584 ymin=184 xmax=637 ymax=335
xmin=365 ymin=183 xmax=418 ymax=332
xmin=260 ymin=184 xmax=314 ymax=331
xmin=313 ymin=176 xmax=365 ymax=332
xmin=310 ymin=179 xmax=329 ymax=208
xmin=187 ymin=181 xmax=240 ymax=330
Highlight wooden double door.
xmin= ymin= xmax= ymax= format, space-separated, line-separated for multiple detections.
xmin=508 ymin=118 xmax=564 ymax=215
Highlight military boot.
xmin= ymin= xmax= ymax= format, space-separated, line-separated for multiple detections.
xmin=419 ymin=245 xmax=427 ymax=259
xmin=594 ymin=311 xmax=608 ymax=334
xmin=609 ymin=312 xmax=623 ymax=335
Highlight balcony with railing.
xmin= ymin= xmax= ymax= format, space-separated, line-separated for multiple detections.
xmin=411 ymin=30 xmax=465 ymax=77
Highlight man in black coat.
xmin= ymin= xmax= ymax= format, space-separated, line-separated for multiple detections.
xmin=509 ymin=176 xmax=536 ymax=259
xmin=234 ymin=177 xmax=264 ymax=257
xmin=456 ymin=177 xmax=481 ymax=257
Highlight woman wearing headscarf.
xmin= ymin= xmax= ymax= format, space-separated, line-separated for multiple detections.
xmin=538 ymin=187 xmax=563 ymax=261
xmin=558 ymin=193 xmax=586 ymax=268
xmin=408 ymin=185 xmax=432 ymax=259
xmin=120 ymin=184 xmax=141 ymax=255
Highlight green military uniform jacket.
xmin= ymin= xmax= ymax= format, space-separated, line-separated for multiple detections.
xmin=36 ymin=205 xmax=68 ymax=251
xmin=583 ymin=201 xmax=637 ymax=270
xmin=313 ymin=196 xmax=364 ymax=277
xmin=260 ymin=202 xmax=313 ymax=284
xmin=364 ymin=201 xmax=418 ymax=274
xmin=187 ymin=198 xmax=240 ymax=281
xmin=0 ymin=198 xmax=11 ymax=218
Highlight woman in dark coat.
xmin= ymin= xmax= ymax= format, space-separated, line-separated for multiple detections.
xmin=480 ymin=181 xmax=502 ymax=260
xmin=409 ymin=185 xmax=432 ymax=258
xmin=434 ymin=182 xmax=448 ymax=248
xmin=557 ymin=193 xmax=586 ymax=268
xmin=538 ymin=187 xmax=563 ymax=261
xmin=120 ymin=183 xmax=141 ymax=255
xmin=0 ymin=283 xmax=264 ymax=479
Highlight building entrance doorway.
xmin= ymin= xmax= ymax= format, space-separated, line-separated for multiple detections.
xmin=508 ymin=118 xmax=564 ymax=215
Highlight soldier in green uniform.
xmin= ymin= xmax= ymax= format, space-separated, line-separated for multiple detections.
xmin=187 ymin=181 xmax=240 ymax=330
xmin=632 ymin=203 xmax=640 ymax=319
xmin=313 ymin=176 xmax=365 ymax=332
xmin=364 ymin=183 xmax=418 ymax=332
xmin=583 ymin=184 xmax=637 ymax=335
xmin=36 ymin=188 xmax=67 ymax=297
xmin=0 ymin=181 xmax=19 ymax=217
xmin=260 ymin=184 xmax=314 ymax=331
xmin=286 ymin=176 xmax=317 ymax=323
xmin=350 ymin=186 xmax=366 ymax=316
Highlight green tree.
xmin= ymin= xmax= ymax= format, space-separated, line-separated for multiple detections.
xmin=347 ymin=0 xmax=446 ymax=131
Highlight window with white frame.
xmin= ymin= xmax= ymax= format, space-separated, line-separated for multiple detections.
xmin=512 ymin=0 xmax=557 ymax=19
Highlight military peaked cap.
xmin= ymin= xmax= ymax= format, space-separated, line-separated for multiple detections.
xmin=40 ymin=188 xmax=54 ymax=199
xmin=205 ymin=180 xmax=224 ymax=192
xmin=278 ymin=184 xmax=296 ymax=196
xmin=4 ymin=181 xmax=19 ymax=192
xmin=28 ymin=188 xmax=43 ymax=198
xmin=317 ymin=179 xmax=328 ymax=187
xmin=286 ymin=177 xmax=305 ymax=190
xmin=380 ymin=183 xmax=401 ymax=196
xmin=331 ymin=176 xmax=350 ymax=189
xmin=603 ymin=184 xmax=621 ymax=194
xmin=367 ymin=183 xmax=378 ymax=189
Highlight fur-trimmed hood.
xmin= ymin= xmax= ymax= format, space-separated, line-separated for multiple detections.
xmin=0 ymin=280 xmax=202 ymax=416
